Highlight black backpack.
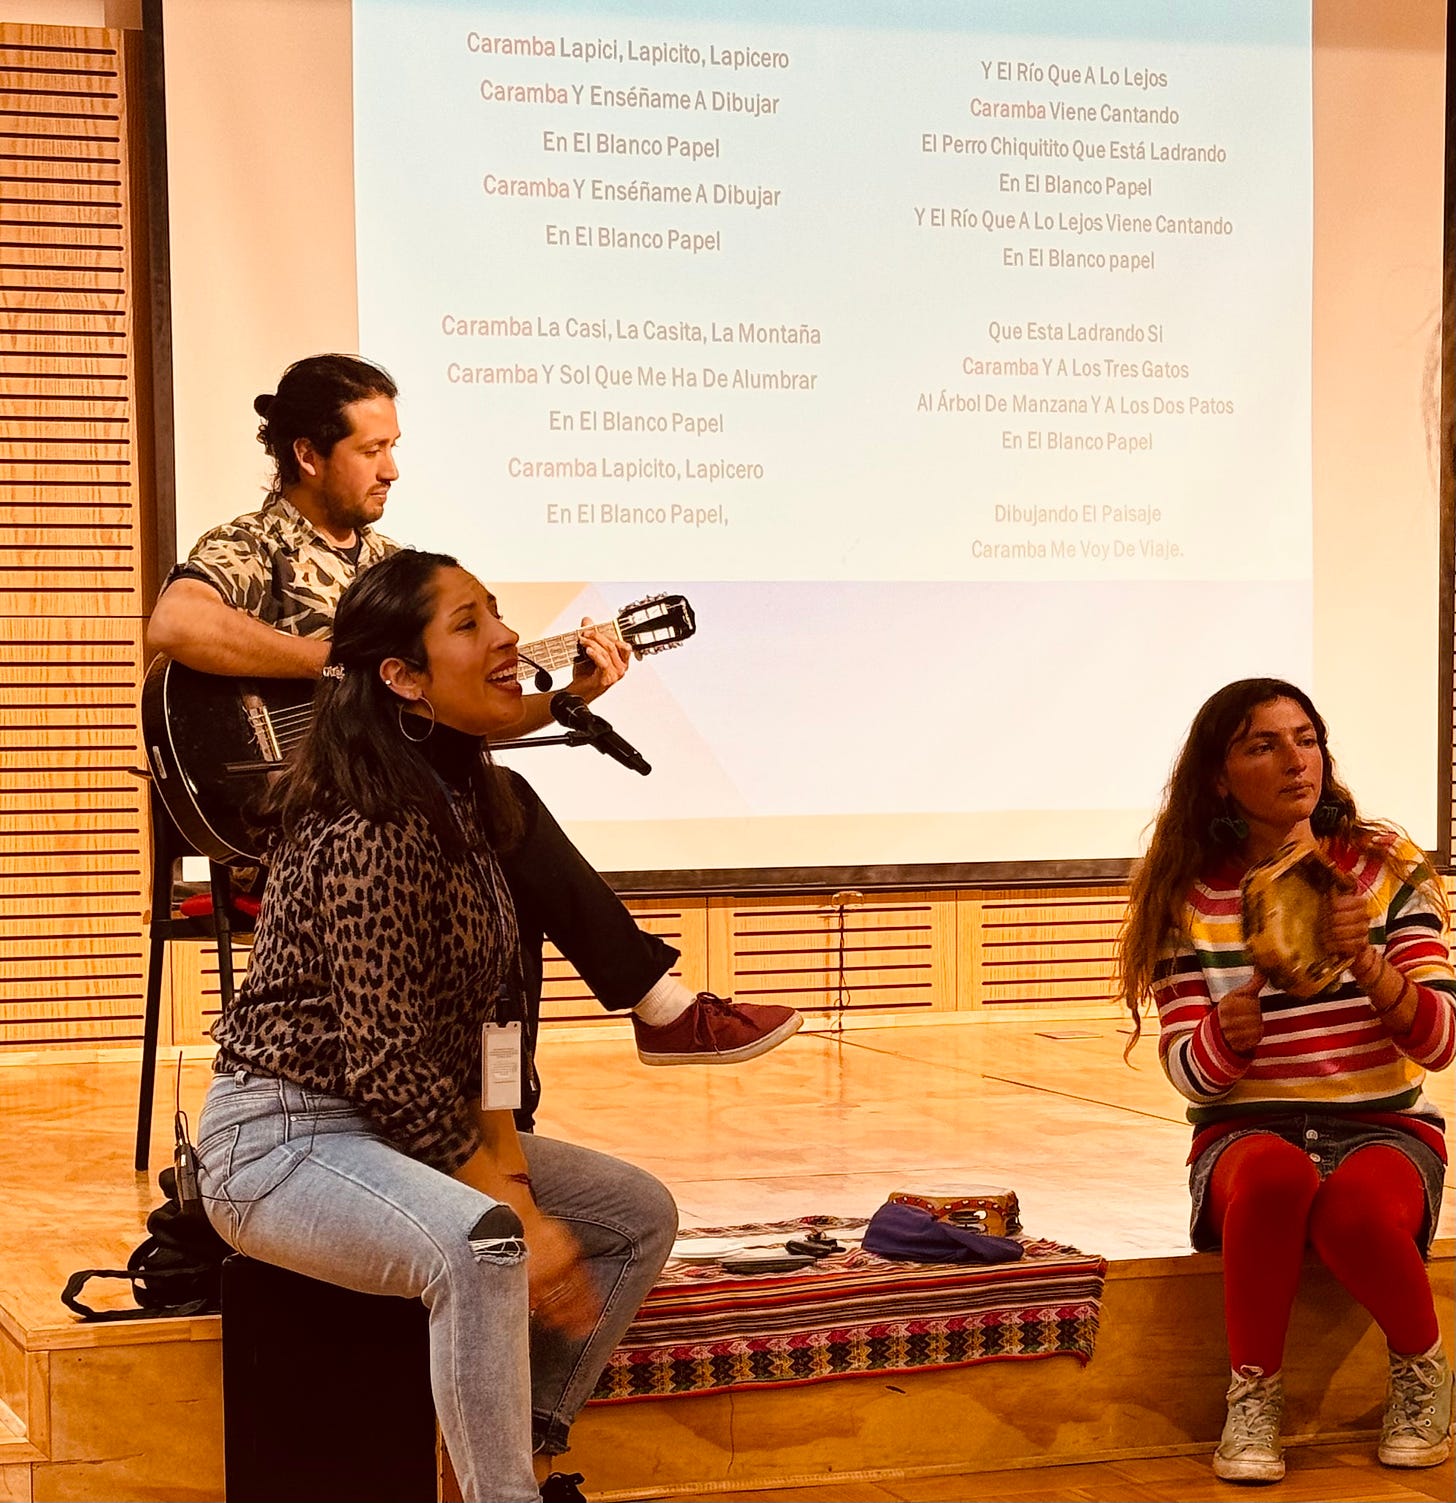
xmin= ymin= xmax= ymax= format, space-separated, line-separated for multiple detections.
xmin=62 ymin=1166 xmax=232 ymax=1321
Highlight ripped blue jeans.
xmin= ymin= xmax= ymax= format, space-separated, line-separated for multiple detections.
xmin=197 ymin=1071 xmax=677 ymax=1503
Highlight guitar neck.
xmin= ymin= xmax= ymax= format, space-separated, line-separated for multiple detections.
xmin=516 ymin=617 xmax=623 ymax=678
xmin=148 ymin=593 xmax=689 ymax=866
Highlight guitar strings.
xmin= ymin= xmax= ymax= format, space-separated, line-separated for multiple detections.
xmin=246 ymin=608 xmax=676 ymax=753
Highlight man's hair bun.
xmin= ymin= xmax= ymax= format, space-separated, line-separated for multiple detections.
xmin=253 ymin=356 xmax=397 ymax=486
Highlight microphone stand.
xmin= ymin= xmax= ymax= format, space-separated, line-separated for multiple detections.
xmin=497 ymin=655 xmax=584 ymax=752
xmin=498 ymin=663 xmax=652 ymax=773
xmin=493 ymin=715 xmax=652 ymax=776
xmin=490 ymin=730 xmax=595 ymax=752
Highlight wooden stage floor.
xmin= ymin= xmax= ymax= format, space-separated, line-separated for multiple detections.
xmin=16 ymin=1011 xmax=1455 ymax=1322
xmin=1 ymin=1014 xmax=1452 ymax=1500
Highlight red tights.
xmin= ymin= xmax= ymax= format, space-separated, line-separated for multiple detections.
xmin=1205 ymin=1135 xmax=1438 ymax=1373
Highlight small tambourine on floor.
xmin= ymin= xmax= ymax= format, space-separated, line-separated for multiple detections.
xmin=1240 ymin=839 xmax=1350 ymax=997
xmin=888 ymin=1186 xmax=1021 ymax=1238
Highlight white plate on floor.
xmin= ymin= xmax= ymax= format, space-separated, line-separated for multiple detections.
xmin=670 ymin=1238 xmax=746 ymax=1263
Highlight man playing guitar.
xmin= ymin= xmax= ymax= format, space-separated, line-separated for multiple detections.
xmin=146 ymin=353 xmax=801 ymax=1119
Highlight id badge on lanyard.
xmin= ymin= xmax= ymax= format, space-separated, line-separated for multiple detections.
xmin=481 ymin=1020 xmax=523 ymax=1112
xmin=459 ymin=823 xmax=530 ymax=1113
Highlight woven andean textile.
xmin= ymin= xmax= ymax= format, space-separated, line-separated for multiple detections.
xmin=591 ymin=1215 xmax=1107 ymax=1403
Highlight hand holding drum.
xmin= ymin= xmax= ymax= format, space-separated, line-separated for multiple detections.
xmin=1239 ymin=840 xmax=1361 ymax=998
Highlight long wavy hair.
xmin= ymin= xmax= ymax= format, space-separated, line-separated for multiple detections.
xmin=266 ymin=549 xmax=522 ymax=854
xmin=1117 ymin=677 xmax=1439 ymax=1047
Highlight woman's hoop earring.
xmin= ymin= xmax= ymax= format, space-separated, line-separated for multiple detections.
xmin=397 ymin=696 xmax=437 ymax=743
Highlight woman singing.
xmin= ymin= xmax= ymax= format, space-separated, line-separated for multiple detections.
xmin=195 ymin=549 xmax=677 ymax=1503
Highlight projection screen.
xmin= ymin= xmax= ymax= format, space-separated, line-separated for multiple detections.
xmin=160 ymin=0 xmax=1450 ymax=882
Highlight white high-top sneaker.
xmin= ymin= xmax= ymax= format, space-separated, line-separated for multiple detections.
xmin=1378 ymin=1340 xmax=1454 ymax=1468
xmin=1213 ymin=1365 xmax=1286 ymax=1483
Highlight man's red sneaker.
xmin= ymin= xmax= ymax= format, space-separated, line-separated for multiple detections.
xmin=632 ymin=993 xmax=802 ymax=1065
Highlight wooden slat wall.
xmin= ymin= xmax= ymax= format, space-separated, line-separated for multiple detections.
xmin=166 ymin=887 xmax=1134 ymax=1043
xmin=706 ymin=892 xmax=958 ymax=1015
xmin=169 ymin=941 xmax=247 ymax=1047
xmin=963 ymin=886 xmax=1127 ymax=1011
xmin=0 ymin=23 xmax=151 ymax=1048
xmin=171 ymin=900 xmax=708 ymax=1044
xmin=539 ymin=898 xmax=706 ymax=1022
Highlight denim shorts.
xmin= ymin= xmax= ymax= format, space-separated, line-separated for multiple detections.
xmin=1188 ymin=1111 xmax=1445 ymax=1254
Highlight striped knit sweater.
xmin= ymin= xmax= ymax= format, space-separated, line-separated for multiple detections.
xmin=1152 ymin=835 xmax=1456 ymax=1148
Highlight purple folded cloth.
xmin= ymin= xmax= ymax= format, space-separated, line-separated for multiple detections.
xmin=862 ymin=1202 xmax=1025 ymax=1264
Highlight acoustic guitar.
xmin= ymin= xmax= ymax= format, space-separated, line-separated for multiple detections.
xmin=141 ymin=593 xmax=696 ymax=864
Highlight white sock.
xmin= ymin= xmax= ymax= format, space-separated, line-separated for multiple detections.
xmin=633 ymin=974 xmax=696 ymax=1026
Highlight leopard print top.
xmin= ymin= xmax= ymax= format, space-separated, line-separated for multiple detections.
xmin=212 ymin=797 xmax=519 ymax=1173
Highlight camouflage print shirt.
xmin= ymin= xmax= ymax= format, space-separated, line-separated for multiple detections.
xmin=168 ymin=493 xmax=399 ymax=639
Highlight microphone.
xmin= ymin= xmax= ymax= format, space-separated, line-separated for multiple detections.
xmin=517 ymin=651 xmax=553 ymax=693
xmin=549 ymin=692 xmax=652 ymax=776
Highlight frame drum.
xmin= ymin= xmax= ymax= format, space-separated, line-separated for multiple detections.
xmin=1240 ymin=839 xmax=1348 ymax=998
xmin=888 ymin=1185 xmax=1022 ymax=1237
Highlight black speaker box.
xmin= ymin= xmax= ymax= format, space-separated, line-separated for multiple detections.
xmin=220 ymin=1255 xmax=436 ymax=1503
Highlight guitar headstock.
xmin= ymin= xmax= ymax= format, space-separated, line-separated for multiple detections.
xmin=617 ymin=594 xmax=697 ymax=656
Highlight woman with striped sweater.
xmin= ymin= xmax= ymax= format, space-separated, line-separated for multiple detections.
xmin=1120 ymin=678 xmax=1454 ymax=1484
